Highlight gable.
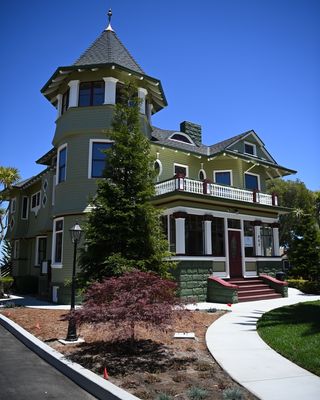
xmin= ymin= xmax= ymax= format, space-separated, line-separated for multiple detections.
xmin=226 ymin=131 xmax=277 ymax=164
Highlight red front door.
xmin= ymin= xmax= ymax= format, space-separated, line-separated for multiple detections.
xmin=228 ymin=230 xmax=242 ymax=278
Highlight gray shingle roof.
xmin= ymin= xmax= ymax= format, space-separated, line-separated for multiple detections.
xmin=74 ymin=29 xmax=144 ymax=74
xmin=209 ymin=131 xmax=251 ymax=154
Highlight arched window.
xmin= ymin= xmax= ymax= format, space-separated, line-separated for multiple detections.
xmin=169 ymin=132 xmax=194 ymax=145
xmin=198 ymin=169 xmax=206 ymax=181
xmin=154 ymin=159 xmax=162 ymax=181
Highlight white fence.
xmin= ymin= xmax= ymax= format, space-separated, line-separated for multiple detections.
xmin=155 ymin=178 xmax=276 ymax=206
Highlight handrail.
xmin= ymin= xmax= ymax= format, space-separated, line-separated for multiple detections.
xmin=155 ymin=177 xmax=277 ymax=206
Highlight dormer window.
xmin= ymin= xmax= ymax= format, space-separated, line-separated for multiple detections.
xmin=244 ymin=142 xmax=257 ymax=156
xmin=169 ymin=133 xmax=194 ymax=145
xmin=79 ymin=81 xmax=105 ymax=107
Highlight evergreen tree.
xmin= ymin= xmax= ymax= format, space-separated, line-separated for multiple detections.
xmin=288 ymin=213 xmax=320 ymax=281
xmin=79 ymin=83 xmax=173 ymax=284
xmin=0 ymin=239 xmax=12 ymax=268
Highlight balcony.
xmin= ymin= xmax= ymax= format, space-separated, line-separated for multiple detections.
xmin=155 ymin=177 xmax=278 ymax=207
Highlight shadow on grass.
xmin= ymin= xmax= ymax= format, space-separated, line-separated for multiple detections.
xmin=257 ymin=301 xmax=320 ymax=336
xmin=68 ymin=339 xmax=197 ymax=376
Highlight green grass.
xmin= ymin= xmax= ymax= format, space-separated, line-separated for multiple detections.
xmin=257 ymin=301 xmax=320 ymax=376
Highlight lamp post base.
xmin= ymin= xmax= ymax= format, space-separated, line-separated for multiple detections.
xmin=65 ymin=317 xmax=77 ymax=342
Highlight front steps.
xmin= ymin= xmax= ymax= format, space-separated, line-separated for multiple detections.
xmin=228 ymin=278 xmax=282 ymax=302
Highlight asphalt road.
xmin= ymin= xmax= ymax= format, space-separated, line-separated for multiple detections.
xmin=0 ymin=324 xmax=97 ymax=400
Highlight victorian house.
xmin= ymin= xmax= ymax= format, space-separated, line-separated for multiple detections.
xmin=4 ymin=14 xmax=295 ymax=303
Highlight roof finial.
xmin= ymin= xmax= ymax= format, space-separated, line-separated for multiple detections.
xmin=106 ymin=8 xmax=114 ymax=32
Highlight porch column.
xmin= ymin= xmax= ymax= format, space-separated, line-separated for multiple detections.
xmin=173 ymin=212 xmax=187 ymax=255
xmin=138 ymin=87 xmax=148 ymax=114
xmin=68 ymin=80 xmax=80 ymax=107
xmin=204 ymin=215 xmax=213 ymax=255
xmin=272 ymin=223 xmax=280 ymax=256
xmin=254 ymin=221 xmax=262 ymax=256
xmin=103 ymin=77 xmax=118 ymax=105
xmin=56 ymin=94 xmax=62 ymax=118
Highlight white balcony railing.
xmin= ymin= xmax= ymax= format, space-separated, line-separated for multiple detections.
xmin=155 ymin=177 xmax=278 ymax=206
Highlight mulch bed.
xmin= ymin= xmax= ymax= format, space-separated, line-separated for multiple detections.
xmin=1 ymin=307 xmax=257 ymax=400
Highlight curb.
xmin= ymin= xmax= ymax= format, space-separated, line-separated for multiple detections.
xmin=0 ymin=314 xmax=139 ymax=400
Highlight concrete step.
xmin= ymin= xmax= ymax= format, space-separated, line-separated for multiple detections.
xmin=237 ymin=284 xmax=270 ymax=291
xmin=238 ymin=293 xmax=282 ymax=302
xmin=238 ymin=288 xmax=277 ymax=297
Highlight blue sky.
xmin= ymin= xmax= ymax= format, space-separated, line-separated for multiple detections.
xmin=1 ymin=0 xmax=319 ymax=190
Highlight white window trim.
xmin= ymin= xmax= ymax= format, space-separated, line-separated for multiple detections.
xmin=21 ymin=196 xmax=29 ymax=220
xmin=51 ymin=217 xmax=64 ymax=268
xmin=88 ymin=139 xmax=113 ymax=179
xmin=169 ymin=132 xmax=195 ymax=145
xmin=213 ymin=170 xmax=233 ymax=186
xmin=244 ymin=141 xmax=257 ymax=156
xmin=31 ymin=191 xmax=41 ymax=214
xmin=174 ymin=163 xmax=189 ymax=177
xmin=56 ymin=143 xmax=67 ymax=185
xmin=198 ymin=168 xmax=207 ymax=180
xmin=10 ymin=197 xmax=16 ymax=213
xmin=244 ymin=172 xmax=261 ymax=191
xmin=35 ymin=236 xmax=47 ymax=266
xmin=13 ymin=239 xmax=19 ymax=259
xmin=52 ymin=175 xmax=56 ymax=206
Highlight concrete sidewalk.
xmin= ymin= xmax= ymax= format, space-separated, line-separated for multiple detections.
xmin=205 ymin=289 xmax=320 ymax=400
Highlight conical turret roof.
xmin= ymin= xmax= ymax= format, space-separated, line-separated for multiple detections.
xmin=74 ymin=29 xmax=144 ymax=74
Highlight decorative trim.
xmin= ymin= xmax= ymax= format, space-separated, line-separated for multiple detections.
xmin=170 ymin=256 xmax=226 ymax=261
xmin=172 ymin=212 xmax=188 ymax=219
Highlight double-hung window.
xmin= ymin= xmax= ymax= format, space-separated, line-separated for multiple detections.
xmin=21 ymin=196 xmax=29 ymax=220
xmin=79 ymin=81 xmax=105 ymax=107
xmin=174 ymin=163 xmax=188 ymax=177
xmin=89 ymin=140 xmax=112 ymax=178
xmin=214 ymin=170 xmax=232 ymax=186
xmin=52 ymin=218 xmax=63 ymax=266
xmin=31 ymin=191 xmax=41 ymax=211
xmin=244 ymin=142 xmax=257 ymax=156
xmin=57 ymin=145 xmax=67 ymax=183
xmin=244 ymin=173 xmax=260 ymax=191
xmin=35 ymin=236 xmax=47 ymax=266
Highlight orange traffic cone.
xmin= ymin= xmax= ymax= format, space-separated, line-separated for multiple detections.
xmin=103 ymin=367 xmax=109 ymax=380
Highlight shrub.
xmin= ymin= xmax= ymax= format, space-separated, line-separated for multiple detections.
xmin=71 ymin=270 xmax=181 ymax=342
xmin=0 ymin=276 xmax=14 ymax=295
xmin=287 ymin=279 xmax=320 ymax=294
xmin=187 ymin=386 xmax=209 ymax=400
xmin=223 ymin=387 xmax=244 ymax=400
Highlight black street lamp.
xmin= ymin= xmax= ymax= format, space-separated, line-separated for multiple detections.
xmin=65 ymin=221 xmax=82 ymax=342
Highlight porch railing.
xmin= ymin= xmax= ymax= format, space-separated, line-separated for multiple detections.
xmin=155 ymin=176 xmax=278 ymax=206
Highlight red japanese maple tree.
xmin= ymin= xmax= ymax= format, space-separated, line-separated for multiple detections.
xmin=73 ymin=270 xmax=180 ymax=341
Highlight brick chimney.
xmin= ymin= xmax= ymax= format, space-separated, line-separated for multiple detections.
xmin=180 ymin=121 xmax=202 ymax=146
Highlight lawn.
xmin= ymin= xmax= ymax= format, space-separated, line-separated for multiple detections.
xmin=257 ymin=300 xmax=320 ymax=376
